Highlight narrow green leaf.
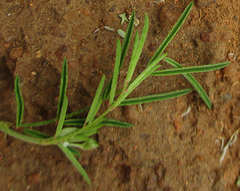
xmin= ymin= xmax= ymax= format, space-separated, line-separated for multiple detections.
xmin=57 ymin=58 xmax=68 ymax=120
xmin=81 ymin=130 xmax=99 ymax=137
xmin=66 ymin=118 xmax=132 ymax=134
xmin=0 ymin=122 xmax=42 ymax=145
xmin=125 ymin=14 xmax=149 ymax=85
xmin=148 ymin=1 xmax=193 ymax=65
xmin=163 ymin=57 xmax=212 ymax=109
xmin=67 ymin=146 xmax=81 ymax=157
xmin=68 ymin=135 xmax=92 ymax=143
xmin=120 ymin=11 xmax=135 ymax=68
xmin=21 ymin=118 xmax=56 ymax=128
xmin=89 ymin=100 xmax=103 ymax=124
xmin=58 ymin=143 xmax=91 ymax=184
xmin=132 ymin=31 xmax=140 ymax=59
xmin=64 ymin=119 xmax=85 ymax=126
xmin=101 ymin=12 xmax=135 ymax=101
xmin=65 ymin=107 xmax=90 ymax=119
xmin=85 ymin=75 xmax=105 ymax=124
xmin=124 ymin=31 xmax=139 ymax=86
xmin=120 ymin=88 xmax=193 ymax=106
xmin=109 ymin=39 xmax=122 ymax=105
xmin=14 ymin=76 xmax=24 ymax=128
xmin=152 ymin=62 xmax=231 ymax=76
xmin=79 ymin=124 xmax=104 ymax=135
xmin=100 ymin=119 xmax=133 ymax=127
xmin=58 ymin=127 xmax=79 ymax=137
xmin=23 ymin=129 xmax=50 ymax=138
xmin=55 ymin=95 xmax=68 ymax=137
xmin=102 ymin=78 xmax=112 ymax=101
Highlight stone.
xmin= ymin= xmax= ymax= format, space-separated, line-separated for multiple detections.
xmin=10 ymin=47 xmax=23 ymax=60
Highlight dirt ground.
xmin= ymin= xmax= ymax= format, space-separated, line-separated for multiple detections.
xmin=0 ymin=0 xmax=240 ymax=190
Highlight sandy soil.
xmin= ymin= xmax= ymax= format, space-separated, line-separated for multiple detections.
xmin=0 ymin=0 xmax=240 ymax=190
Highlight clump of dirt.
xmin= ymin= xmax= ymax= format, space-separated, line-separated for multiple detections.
xmin=0 ymin=0 xmax=240 ymax=190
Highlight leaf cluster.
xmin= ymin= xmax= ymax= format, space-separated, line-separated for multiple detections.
xmin=0 ymin=1 xmax=230 ymax=184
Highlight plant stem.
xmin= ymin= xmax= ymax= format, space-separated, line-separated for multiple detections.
xmin=0 ymin=122 xmax=44 ymax=145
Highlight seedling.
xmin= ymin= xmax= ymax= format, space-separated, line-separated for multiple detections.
xmin=0 ymin=1 xmax=230 ymax=184
xmin=219 ymin=127 xmax=240 ymax=163
xmin=119 ymin=13 xmax=129 ymax=24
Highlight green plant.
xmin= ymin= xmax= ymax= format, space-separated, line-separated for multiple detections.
xmin=0 ymin=1 xmax=230 ymax=184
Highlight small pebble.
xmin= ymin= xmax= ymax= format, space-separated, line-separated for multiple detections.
xmin=219 ymin=92 xmax=232 ymax=103
xmin=80 ymin=67 xmax=91 ymax=77
xmin=68 ymin=60 xmax=78 ymax=70
xmin=79 ymin=55 xmax=92 ymax=65
xmin=177 ymin=160 xmax=181 ymax=166
xmin=139 ymin=134 xmax=150 ymax=139
xmin=122 ymin=105 xmax=140 ymax=123
xmin=13 ymin=5 xmax=21 ymax=13
xmin=73 ymin=23 xmax=91 ymax=39
xmin=223 ymin=165 xmax=239 ymax=185
xmin=195 ymin=155 xmax=205 ymax=161
xmin=148 ymin=43 xmax=156 ymax=52
xmin=212 ymin=42 xmax=225 ymax=62
xmin=92 ymin=55 xmax=100 ymax=68
xmin=51 ymin=26 xmax=66 ymax=38
xmin=221 ymin=32 xmax=231 ymax=41
xmin=55 ymin=45 xmax=67 ymax=60
xmin=108 ymin=5 xmax=116 ymax=12
xmin=155 ymin=0 xmax=165 ymax=3
xmin=63 ymin=10 xmax=78 ymax=21
xmin=0 ymin=71 xmax=8 ymax=81
xmin=223 ymin=61 xmax=240 ymax=83
xmin=10 ymin=47 xmax=23 ymax=60
xmin=237 ymin=55 xmax=240 ymax=62
xmin=27 ymin=173 xmax=40 ymax=184
xmin=90 ymin=75 xmax=102 ymax=88
xmin=207 ymin=22 xmax=216 ymax=29
xmin=6 ymin=59 xmax=16 ymax=73
xmin=27 ymin=72 xmax=38 ymax=85
xmin=159 ymin=2 xmax=182 ymax=28
xmin=227 ymin=53 xmax=234 ymax=60
xmin=147 ymin=173 xmax=158 ymax=190
xmin=154 ymin=26 xmax=161 ymax=34
xmin=146 ymin=2 xmax=152 ymax=8
xmin=137 ymin=67 xmax=145 ymax=75
xmin=201 ymin=32 xmax=217 ymax=42
xmin=196 ymin=0 xmax=215 ymax=8
xmin=214 ymin=70 xmax=223 ymax=78
xmin=0 ymin=44 xmax=5 ymax=57
xmin=173 ymin=119 xmax=181 ymax=131
xmin=3 ymin=32 xmax=16 ymax=42
xmin=155 ymin=164 xmax=166 ymax=181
